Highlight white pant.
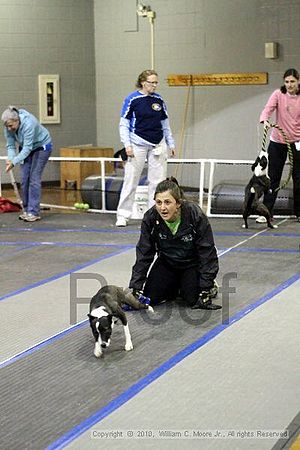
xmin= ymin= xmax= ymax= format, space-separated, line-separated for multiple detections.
xmin=117 ymin=142 xmax=168 ymax=219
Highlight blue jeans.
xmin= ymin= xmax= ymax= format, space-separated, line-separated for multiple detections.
xmin=21 ymin=146 xmax=52 ymax=215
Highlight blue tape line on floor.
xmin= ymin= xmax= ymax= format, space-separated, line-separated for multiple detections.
xmin=229 ymin=247 xmax=299 ymax=254
xmin=0 ymin=241 xmax=134 ymax=248
xmin=0 ymin=320 xmax=88 ymax=369
xmin=0 ymin=246 xmax=134 ymax=303
xmin=3 ymin=227 xmax=300 ymax=237
xmin=45 ymin=271 xmax=300 ymax=450
xmin=1 ymin=242 xmax=297 ymax=254
xmin=1 ymin=226 xmax=140 ymax=234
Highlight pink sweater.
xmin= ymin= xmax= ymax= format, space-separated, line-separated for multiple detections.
xmin=260 ymin=89 xmax=300 ymax=143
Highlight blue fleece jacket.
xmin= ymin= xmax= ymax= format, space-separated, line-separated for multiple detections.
xmin=4 ymin=109 xmax=52 ymax=165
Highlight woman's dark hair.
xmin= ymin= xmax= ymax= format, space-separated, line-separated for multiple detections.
xmin=136 ymin=70 xmax=158 ymax=88
xmin=280 ymin=68 xmax=300 ymax=94
xmin=154 ymin=177 xmax=185 ymax=203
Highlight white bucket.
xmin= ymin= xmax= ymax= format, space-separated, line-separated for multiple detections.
xmin=131 ymin=185 xmax=148 ymax=219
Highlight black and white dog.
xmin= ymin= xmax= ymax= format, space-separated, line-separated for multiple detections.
xmin=88 ymin=285 xmax=153 ymax=358
xmin=242 ymin=149 xmax=277 ymax=229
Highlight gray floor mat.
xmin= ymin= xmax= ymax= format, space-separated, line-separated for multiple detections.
xmin=1 ymin=250 xmax=298 ymax=450
xmin=1 ymin=213 xmax=300 ymax=449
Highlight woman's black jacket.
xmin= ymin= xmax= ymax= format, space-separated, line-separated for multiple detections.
xmin=129 ymin=201 xmax=219 ymax=292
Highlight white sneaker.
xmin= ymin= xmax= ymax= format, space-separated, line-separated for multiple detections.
xmin=24 ymin=213 xmax=41 ymax=222
xmin=256 ymin=216 xmax=267 ymax=224
xmin=115 ymin=216 xmax=128 ymax=227
xmin=19 ymin=212 xmax=28 ymax=220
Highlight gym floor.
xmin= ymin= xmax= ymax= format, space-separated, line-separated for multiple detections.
xmin=0 ymin=203 xmax=299 ymax=450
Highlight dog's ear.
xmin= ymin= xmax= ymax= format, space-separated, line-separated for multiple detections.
xmin=260 ymin=155 xmax=268 ymax=170
xmin=251 ymin=157 xmax=259 ymax=172
xmin=87 ymin=313 xmax=97 ymax=322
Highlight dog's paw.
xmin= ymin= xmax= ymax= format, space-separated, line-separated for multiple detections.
xmin=125 ymin=342 xmax=133 ymax=351
xmin=242 ymin=224 xmax=246 ymax=228
xmin=272 ymin=224 xmax=278 ymax=229
xmin=94 ymin=349 xmax=103 ymax=358
xmin=147 ymin=305 xmax=154 ymax=313
xmin=94 ymin=342 xmax=102 ymax=358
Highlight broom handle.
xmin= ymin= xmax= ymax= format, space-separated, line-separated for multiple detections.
xmin=9 ymin=168 xmax=24 ymax=211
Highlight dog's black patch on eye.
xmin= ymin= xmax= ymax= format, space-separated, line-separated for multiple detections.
xmin=260 ymin=156 xmax=268 ymax=169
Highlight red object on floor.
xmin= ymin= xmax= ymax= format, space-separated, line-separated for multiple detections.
xmin=0 ymin=197 xmax=21 ymax=213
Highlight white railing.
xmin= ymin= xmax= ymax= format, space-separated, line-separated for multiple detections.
xmin=0 ymin=156 xmax=292 ymax=218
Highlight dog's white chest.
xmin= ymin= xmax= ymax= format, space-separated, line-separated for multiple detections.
xmin=253 ymin=150 xmax=269 ymax=177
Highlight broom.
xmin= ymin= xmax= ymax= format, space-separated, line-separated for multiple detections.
xmin=9 ymin=168 xmax=24 ymax=213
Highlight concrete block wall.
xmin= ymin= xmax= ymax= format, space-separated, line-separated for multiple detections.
xmin=0 ymin=0 xmax=96 ymax=183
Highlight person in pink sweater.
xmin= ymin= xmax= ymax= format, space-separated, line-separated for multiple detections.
xmin=258 ymin=68 xmax=300 ymax=223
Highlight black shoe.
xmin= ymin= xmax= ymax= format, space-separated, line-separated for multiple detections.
xmin=209 ymin=280 xmax=219 ymax=299
xmin=191 ymin=292 xmax=222 ymax=310
xmin=191 ymin=301 xmax=222 ymax=310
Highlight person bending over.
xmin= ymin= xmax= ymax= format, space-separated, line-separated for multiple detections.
xmin=128 ymin=177 xmax=221 ymax=310
xmin=1 ymin=106 xmax=52 ymax=222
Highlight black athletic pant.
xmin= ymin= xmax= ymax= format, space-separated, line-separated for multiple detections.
xmin=143 ymin=257 xmax=199 ymax=306
xmin=263 ymin=141 xmax=300 ymax=217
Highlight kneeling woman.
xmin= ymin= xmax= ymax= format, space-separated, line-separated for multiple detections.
xmin=129 ymin=177 xmax=221 ymax=309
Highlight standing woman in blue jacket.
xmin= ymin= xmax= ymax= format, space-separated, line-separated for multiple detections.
xmin=116 ymin=69 xmax=176 ymax=227
xmin=1 ymin=106 xmax=52 ymax=222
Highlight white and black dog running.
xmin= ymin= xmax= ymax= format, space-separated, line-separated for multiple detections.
xmin=88 ymin=285 xmax=153 ymax=358
xmin=242 ymin=149 xmax=277 ymax=229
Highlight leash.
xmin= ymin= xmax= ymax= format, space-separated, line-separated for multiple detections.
xmin=261 ymin=123 xmax=293 ymax=191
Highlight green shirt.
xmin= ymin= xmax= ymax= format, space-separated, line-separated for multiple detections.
xmin=165 ymin=216 xmax=181 ymax=235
